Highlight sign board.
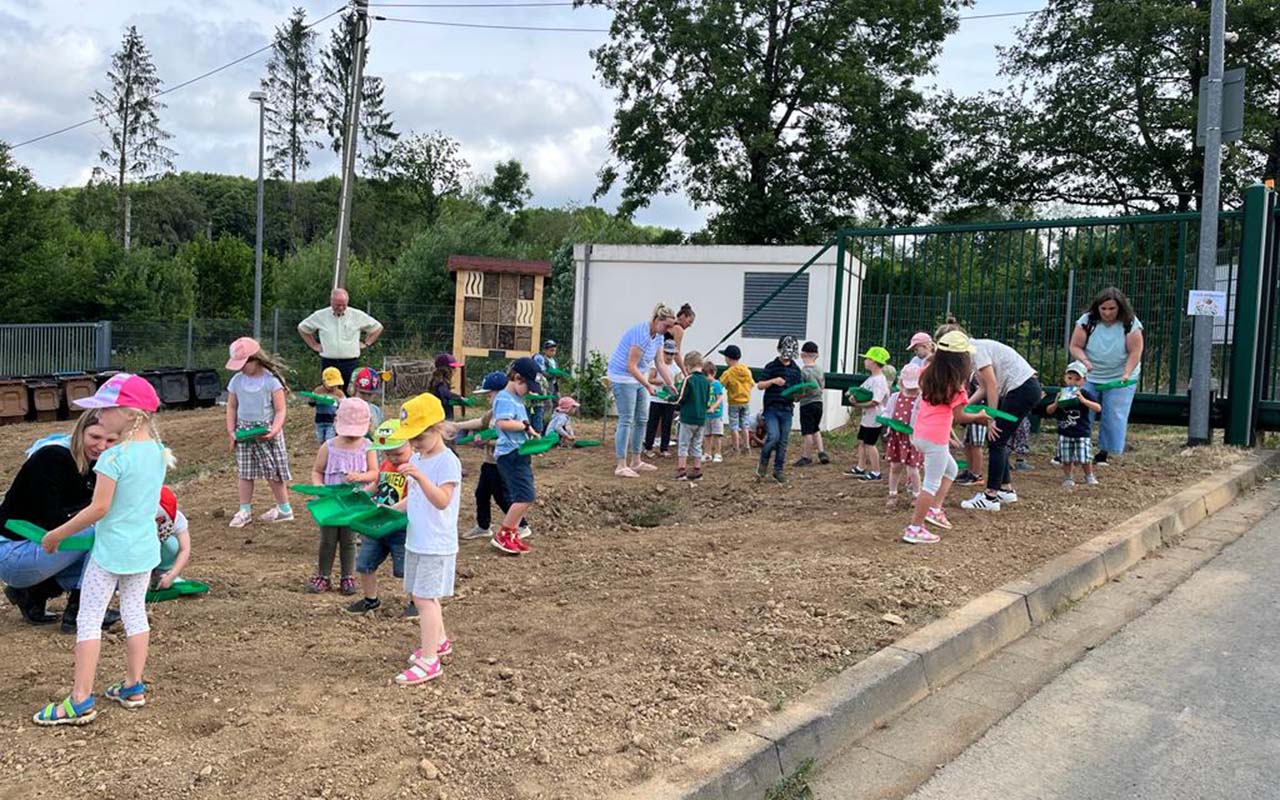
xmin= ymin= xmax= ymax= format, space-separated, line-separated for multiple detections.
xmin=1188 ymin=289 xmax=1227 ymax=318
xmin=1197 ymin=67 xmax=1245 ymax=146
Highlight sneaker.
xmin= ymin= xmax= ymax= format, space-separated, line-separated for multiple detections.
xmin=307 ymin=575 xmax=331 ymax=593
xmin=339 ymin=576 xmax=357 ymax=596
xmin=860 ymin=471 xmax=882 ymax=482
xmin=793 ymin=457 xmax=813 ymax=467
xmin=845 ymin=466 xmax=867 ymax=477
xmin=462 ymin=524 xmax=492 ymax=540
xmin=772 ymin=471 xmax=785 ymax=484
xmin=1012 ymin=460 xmax=1033 ymax=472
xmin=961 ymin=493 xmax=1001 ymax=512
xmin=490 ymin=529 xmax=521 ymax=555
xmin=1093 ymin=451 xmax=1109 ymax=466
xmin=902 ymin=525 xmax=941 ymax=545
xmin=403 ymin=602 xmax=418 ymax=618
xmin=755 ymin=463 xmax=767 ymax=480
xmin=995 ymin=489 xmax=1018 ymax=504
xmin=701 ymin=454 xmax=712 ymax=462
xmin=713 ymin=454 xmax=723 ymax=463
xmin=1050 ymin=457 xmax=1062 ymax=466
xmin=818 ymin=452 xmax=830 ymax=464
xmin=955 ymin=471 xmax=981 ymax=485
xmin=394 ymin=656 xmax=442 ymax=687
xmin=925 ymin=507 xmax=953 ymax=530
xmin=347 ymin=597 xmax=381 ymax=613
xmin=1085 ymin=474 xmax=1099 ymax=485
xmin=689 ymin=470 xmax=702 ymax=481
xmin=258 ymin=507 xmax=294 ymax=523
xmin=228 ymin=509 xmax=253 ymax=529
xmin=517 ymin=524 xmax=532 ymax=540
xmin=1062 ymin=477 xmax=1076 ymax=488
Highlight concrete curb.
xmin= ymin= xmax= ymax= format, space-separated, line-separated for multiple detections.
xmin=611 ymin=450 xmax=1280 ymax=800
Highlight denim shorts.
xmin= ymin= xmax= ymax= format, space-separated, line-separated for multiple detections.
xmin=496 ymin=451 xmax=536 ymax=503
xmin=728 ymin=404 xmax=751 ymax=431
xmin=356 ymin=531 xmax=406 ymax=577
xmin=706 ymin=418 xmax=725 ymax=436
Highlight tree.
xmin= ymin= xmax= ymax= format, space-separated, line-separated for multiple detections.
xmin=92 ymin=25 xmax=176 ymax=249
xmin=482 ymin=159 xmax=533 ymax=213
xmin=179 ymin=235 xmax=255 ymax=318
xmin=579 ymin=0 xmax=960 ymax=243
xmin=261 ymin=7 xmax=321 ymax=189
xmin=385 ymin=131 xmax=470 ymax=223
xmin=319 ymin=10 xmax=399 ymax=176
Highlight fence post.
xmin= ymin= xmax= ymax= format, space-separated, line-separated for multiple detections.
xmin=1225 ymin=183 xmax=1273 ymax=446
xmin=830 ymin=234 xmax=846 ymax=373
xmin=881 ymin=294 xmax=890 ymax=345
xmin=272 ymin=308 xmax=280 ymax=354
xmin=185 ymin=317 xmax=194 ymax=369
xmin=95 ymin=321 xmax=112 ymax=371
xmin=1064 ymin=268 xmax=1076 ymax=350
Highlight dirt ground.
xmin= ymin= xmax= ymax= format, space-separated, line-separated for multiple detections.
xmin=0 ymin=406 xmax=1246 ymax=800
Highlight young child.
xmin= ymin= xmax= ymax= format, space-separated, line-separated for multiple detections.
xmin=532 ymin=339 xmax=560 ymax=434
xmin=756 ymin=336 xmax=803 ymax=484
xmin=1011 ymin=417 xmax=1033 ymax=472
xmin=907 ymin=332 xmax=934 ymax=368
xmin=1045 ymin=361 xmax=1102 ymax=488
xmin=307 ymin=397 xmax=378 ymax=594
xmin=644 ymin=340 xmax=683 ymax=457
xmin=353 ymin=367 xmax=384 ymax=429
xmin=490 ymin=357 xmax=542 ymax=555
xmin=674 ymin=351 xmax=710 ymax=480
xmin=846 ymin=346 xmax=891 ymax=481
xmin=430 ymin=353 xmax=463 ymax=422
xmin=883 ymin=363 xmax=924 ymax=506
xmin=152 ymin=486 xmax=190 ymax=590
xmin=718 ymin=345 xmax=754 ymax=455
xmin=545 ymin=396 xmax=579 ymax=445
xmin=794 ymin=340 xmax=829 ymax=466
xmin=349 ymin=419 xmax=416 ymax=617
xmin=310 ymin=367 xmax=346 ymax=443
xmin=903 ymin=332 xmax=989 ymax=544
xmin=33 ymin=374 xmax=173 ymax=725
xmin=456 ymin=372 xmax=530 ymax=542
xmin=392 ymin=393 xmax=462 ymax=686
xmin=225 ymin=337 xmax=293 ymax=528
xmin=703 ymin=361 xmax=726 ymax=463
xmin=956 ymin=374 xmax=987 ymax=486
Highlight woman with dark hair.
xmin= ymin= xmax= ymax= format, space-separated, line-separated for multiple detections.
xmin=1069 ymin=287 xmax=1145 ymax=464
xmin=670 ymin=304 xmax=696 ymax=364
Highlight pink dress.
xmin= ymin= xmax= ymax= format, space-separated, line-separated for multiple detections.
xmin=884 ymin=392 xmax=924 ymax=468
xmin=323 ymin=439 xmax=371 ymax=485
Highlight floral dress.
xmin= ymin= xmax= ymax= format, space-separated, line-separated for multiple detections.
xmin=883 ymin=391 xmax=924 ymax=468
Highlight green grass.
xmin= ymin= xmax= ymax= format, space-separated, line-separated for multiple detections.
xmin=765 ymin=759 xmax=815 ymax=800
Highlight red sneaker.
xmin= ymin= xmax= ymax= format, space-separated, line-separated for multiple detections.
xmin=510 ymin=528 xmax=532 ymax=552
xmin=489 ymin=528 xmax=521 ymax=555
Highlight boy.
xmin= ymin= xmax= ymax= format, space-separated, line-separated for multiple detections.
xmin=794 ymin=340 xmax=829 ymax=466
xmin=455 ymin=371 xmax=531 ymax=541
xmin=532 ymin=339 xmax=559 ymax=433
xmin=1044 ymin=361 xmax=1102 ymax=488
xmin=756 ymin=336 xmax=803 ymax=483
xmin=491 ymin=357 xmax=542 ymax=555
xmin=349 ymin=419 xmax=416 ymax=616
xmin=153 ymin=486 xmax=190 ymax=591
xmin=352 ymin=367 xmax=384 ymax=428
xmin=702 ymin=361 xmax=726 ymax=463
xmin=675 ymin=351 xmax=711 ymax=480
xmin=956 ymin=374 xmax=987 ymax=485
xmin=846 ymin=346 xmax=891 ymax=481
xmin=718 ymin=345 xmax=754 ymax=454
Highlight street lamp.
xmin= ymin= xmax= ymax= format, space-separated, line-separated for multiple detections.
xmin=248 ymin=90 xmax=268 ymax=341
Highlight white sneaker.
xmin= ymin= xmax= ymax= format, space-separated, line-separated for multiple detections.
xmin=995 ymin=489 xmax=1018 ymax=504
xmin=1085 ymin=475 xmax=1099 ymax=485
xmin=517 ymin=524 xmax=532 ymax=540
xmin=701 ymin=454 xmax=712 ymax=462
xmin=228 ymin=509 xmax=253 ymax=529
xmin=960 ymin=493 xmax=1001 ymax=512
xmin=461 ymin=525 xmax=492 ymax=540
xmin=257 ymin=507 xmax=294 ymax=523
xmin=1062 ymin=478 xmax=1076 ymax=488
xmin=712 ymin=454 xmax=723 ymax=463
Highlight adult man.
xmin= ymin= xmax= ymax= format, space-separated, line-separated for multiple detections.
xmin=297 ymin=289 xmax=383 ymax=389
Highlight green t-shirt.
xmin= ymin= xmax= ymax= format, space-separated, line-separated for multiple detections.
xmin=679 ymin=372 xmax=712 ymax=426
xmin=93 ymin=440 xmax=166 ymax=574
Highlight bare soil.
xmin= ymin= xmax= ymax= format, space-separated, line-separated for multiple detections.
xmin=0 ymin=408 xmax=1244 ymax=799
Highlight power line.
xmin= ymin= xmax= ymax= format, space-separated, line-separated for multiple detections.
xmin=960 ymin=10 xmax=1039 ymax=21
xmin=374 ymin=14 xmax=608 ymax=32
xmin=11 ymin=5 xmax=346 ymax=150
xmin=370 ymin=2 xmax=576 ymax=6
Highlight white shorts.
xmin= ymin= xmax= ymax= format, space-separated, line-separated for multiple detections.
xmin=403 ymin=551 xmax=456 ymax=600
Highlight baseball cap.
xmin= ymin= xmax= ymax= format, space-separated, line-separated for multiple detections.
xmin=434 ymin=353 xmax=461 ymax=369
xmin=157 ymin=486 xmax=178 ymax=526
xmin=475 ymin=370 xmax=508 ymax=394
xmin=543 ymin=339 xmax=557 ymax=349
xmin=335 ymin=397 xmax=372 ymax=438
xmin=75 ymin=373 xmax=160 ymax=413
xmin=936 ymin=331 xmax=977 ymax=354
xmin=509 ymin=357 xmax=541 ymax=384
xmin=369 ymin=419 xmax=410 ymax=451
xmin=662 ymin=339 xmax=678 ymax=354
xmin=1066 ymin=360 xmax=1089 ymax=377
xmin=226 ymin=337 xmax=261 ymax=371
xmin=900 ymin=363 xmax=922 ymax=390
xmin=718 ymin=345 xmax=742 ymax=360
xmin=353 ymin=367 xmax=379 ymax=392
xmin=556 ymin=396 xmax=580 ymax=413
xmin=397 ymin=393 xmax=446 ymax=440
xmin=322 ymin=367 xmax=344 ymax=387
xmin=907 ymin=332 xmax=933 ymax=350
xmin=801 ymin=341 xmax=819 ymax=354
xmin=860 ymin=346 xmax=891 ymax=365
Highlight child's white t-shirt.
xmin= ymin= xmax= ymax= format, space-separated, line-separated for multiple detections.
xmin=404 ymin=449 xmax=462 ymax=556
xmin=860 ymin=373 xmax=890 ymax=428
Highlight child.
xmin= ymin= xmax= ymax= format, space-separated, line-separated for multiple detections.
xmin=392 ymin=393 xmax=462 ymax=686
xmin=546 ymin=396 xmax=579 ymax=445
xmin=152 ymin=486 xmax=190 ymax=590
xmin=349 ymin=420 xmax=416 ymax=617
xmin=490 ymin=357 xmax=542 ymax=555
xmin=456 ymin=372 xmax=531 ymax=542
xmin=883 ymin=364 xmax=924 ymax=506
xmin=903 ymin=332 xmax=989 ymax=544
xmin=33 ymin=374 xmax=173 ymax=725
xmin=956 ymin=374 xmax=987 ymax=486
xmin=430 ymin=353 xmax=463 ymax=422
xmin=310 ymin=367 xmax=346 ymax=443
xmin=846 ymin=346 xmax=891 ymax=481
xmin=718 ymin=345 xmax=754 ymax=454
xmin=307 ymin=398 xmax=378 ymax=594
xmin=1045 ymin=361 xmax=1102 ymax=488
xmin=353 ymin=367 xmax=384 ymax=429
xmin=225 ymin=337 xmax=293 ymax=528
xmin=1011 ymin=417 xmax=1033 ymax=472
xmin=674 ymin=351 xmax=710 ymax=480
xmin=794 ymin=340 xmax=829 ymax=466
xmin=703 ymin=361 xmax=726 ymax=463
xmin=907 ymin=332 xmax=934 ymax=368
xmin=533 ymin=339 xmax=560 ymax=434
xmin=644 ymin=340 xmax=683 ymax=457
xmin=749 ymin=412 xmax=767 ymax=449
xmin=756 ymin=336 xmax=803 ymax=484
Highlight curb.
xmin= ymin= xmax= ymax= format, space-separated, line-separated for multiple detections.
xmin=612 ymin=450 xmax=1280 ymax=800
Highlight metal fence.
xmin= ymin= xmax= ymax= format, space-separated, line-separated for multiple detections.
xmin=0 ymin=322 xmax=110 ymax=376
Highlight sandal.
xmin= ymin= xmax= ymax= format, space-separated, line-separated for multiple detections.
xmin=105 ymin=680 xmax=146 ymax=709
xmin=395 ymin=656 xmax=442 ymax=687
xmin=33 ymin=695 xmax=97 ymax=726
xmin=408 ymin=639 xmax=453 ymax=663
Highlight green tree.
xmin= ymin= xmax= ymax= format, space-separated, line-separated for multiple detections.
xmin=180 ymin=235 xmax=255 ymax=318
xmin=0 ymin=145 xmax=75 ymax=321
xmin=482 ymin=159 xmax=532 ymax=213
xmin=261 ymin=7 xmax=321 ymax=189
xmin=319 ymin=10 xmax=399 ymax=176
xmin=104 ymin=247 xmax=196 ymax=320
xmin=579 ymin=0 xmax=960 ymax=243
xmin=385 ymin=131 xmax=470 ymax=224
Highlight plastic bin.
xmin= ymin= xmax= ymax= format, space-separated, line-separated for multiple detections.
xmin=56 ymin=374 xmax=97 ymax=418
xmin=0 ymin=379 xmax=29 ymax=424
xmin=25 ymin=378 xmax=61 ymax=422
xmin=190 ymin=369 xmax=221 ymax=407
xmin=143 ymin=369 xmax=191 ymax=409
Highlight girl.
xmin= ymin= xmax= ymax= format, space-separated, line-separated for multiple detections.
xmin=33 ymin=374 xmax=174 ymax=725
xmin=430 ymin=353 xmax=463 ymax=422
xmin=907 ymin=332 xmax=934 ymax=368
xmin=152 ymin=486 xmax=190 ymax=590
xmin=545 ymin=396 xmax=579 ymax=445
xmin=309 ymin=367 xmax=346 ymax=443
xmin=884 ymin=363 xmax=924 ymax=507
xmin=643 ymin=340 xmax=683 ymax=458
xmin=225 ymin=337 xmax=293 ymax=528
xmin=392 ymin=392 xmax=462 ymax=686
xmin=903 ymin=332 xmax=989 ymax=544
xmin=308 ymin=397 xmax=377 ymax=594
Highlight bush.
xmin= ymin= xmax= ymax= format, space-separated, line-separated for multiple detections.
xmin=574 ymin=350 xmax=609 ymax=417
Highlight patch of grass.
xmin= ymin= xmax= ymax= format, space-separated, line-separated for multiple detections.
xmin=625 ymin=501 xmax=675 ymax=528
xmin=765 ymin=758 xmax=814 ymax=800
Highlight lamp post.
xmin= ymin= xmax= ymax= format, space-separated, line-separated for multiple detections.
xmin=248 ymin=90 xmax=268 ymax=341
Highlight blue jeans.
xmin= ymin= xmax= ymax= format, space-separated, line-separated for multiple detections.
xmin=0 ymin=535 xmax=89 ymax=591
xmin=611 ymin=382 xmax=650 ymax=459
xmin=1084 ymin=379 xmax=1136 ymax=454
xmin=530 ymin=405 xmax=545 ymax=436
xmin=315 ymin=422 xmax=336 ymax=443
xmin=759 ymin=406 xmax=793 ymax=474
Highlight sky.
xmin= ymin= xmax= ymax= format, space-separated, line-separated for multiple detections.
xmin=0 ymin=0 xmax=1033 ymax=232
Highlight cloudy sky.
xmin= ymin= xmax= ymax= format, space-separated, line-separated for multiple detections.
xmin=0 ymin=0 xmax=1031 ymax=231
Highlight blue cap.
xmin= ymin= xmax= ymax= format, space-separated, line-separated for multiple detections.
xmin=510 ymin=356 xmax=542 ymax=383
xmin=473 ymin=371 xmax=508 ymax=394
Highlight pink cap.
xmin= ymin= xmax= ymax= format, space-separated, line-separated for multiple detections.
xmin=226 ymin=337 xmax=262 ymax=371
xmin=907 ymin=332 xmax=933 ymax=351
xmin=556 ymin=396 xmax=580 ymax=413
xmin=900 ymin=363 xmax=922 ymax=390
xmin=74 ymin=373 xmax=160 ymax=413
xmin=335 ymin=397 xmax=372 ymax=438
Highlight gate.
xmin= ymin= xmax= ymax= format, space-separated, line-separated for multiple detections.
xmin=0 ymin=322 xmax=111 ymax=377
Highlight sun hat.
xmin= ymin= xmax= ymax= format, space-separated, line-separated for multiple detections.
xmin=900 ymin=363 xmax=922 ymax=390
xmin=75 ymin=373 xmax=160 ymax=413
xmin=860 ymin=346 xmax=891 ymax=365
xmin=398 ymin=393 xmax=446 ymax=440
xmin=907 ymin=332 xmax=933 ymax=351
xmin=662 ymin=339 xmax=678 ymax=354
xmin=335 ymin=397 xmax=372 ymax=438
xmin=801 ymin=341 xmax=819 ymax=354
xmin=510 ymin=357 xmax=541 ymax=384
xmin=369 ymin=419 xmax=409 ymax=451
xmin=1066 ymin=360 xmax=1090 ymax=377
xmin=556 ymin=396 xmax=580 ymax=413
xmin=322 ymin=367 xmax=344 ymax=387
xmin=434 ymin=353 xmax=461 ymax=369
xmin=353 ymin=367 xmax=379 ymax=392
xmin=936 ymin=330 xmax=977 ymax=354
xmin=226 ymin=337 xmax=261 ymax=371
xmin=475 ymin=370 xmax=508 ymax=394
xmin=718 ymin=345 xmax=742 ymax=360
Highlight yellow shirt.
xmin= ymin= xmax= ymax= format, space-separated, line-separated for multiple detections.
xmin=720 ymin=363 xmax=755 ymax=405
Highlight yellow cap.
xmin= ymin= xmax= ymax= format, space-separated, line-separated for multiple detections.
xmin=936 ymin=330 xmax=977 ymax=354
xmin=322 ymin=367 xmax=344 ymax=387
xmin=397 ymin=393 xmax=445 ymax=440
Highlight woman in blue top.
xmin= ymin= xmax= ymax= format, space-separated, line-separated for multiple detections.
xmin=1069 ymin=288 xmax=1145 ymax=464
xmin=607 ymin=303 xmax=678 ymax=478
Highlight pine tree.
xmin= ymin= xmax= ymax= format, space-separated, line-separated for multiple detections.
xmin=91 ymin=25 xmax=176 ymax=250
xmin=261 ymin=7 xmax=321 ymax=187
xmin=319 ymin=10 xmax=399 ymax=176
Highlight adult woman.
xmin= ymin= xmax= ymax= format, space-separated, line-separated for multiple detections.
xmin=1070 ymin=287 xmax=1144 ymax=464
xmin=0 ymin=410 xmax=118 ymax=631
xmin=608 ymin=303 xmax=678 ymax=477
xmin=669 ymin=304 xmax=696 ymax=364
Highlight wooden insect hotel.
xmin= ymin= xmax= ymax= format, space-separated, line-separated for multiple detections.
xmin=449 ymin=254 xmax=551 ymax=366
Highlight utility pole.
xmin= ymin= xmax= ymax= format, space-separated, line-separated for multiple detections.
xmin=332 ymin=0 xmax=369 ymax=291
xmin=249 ymin=91 xmax=268 ymax=341
xmin=1188 ymin=0 xmax=1226 ymax=446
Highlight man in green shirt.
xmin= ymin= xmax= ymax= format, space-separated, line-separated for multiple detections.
xmin=297 ymin=288 xmax=384 ymax=389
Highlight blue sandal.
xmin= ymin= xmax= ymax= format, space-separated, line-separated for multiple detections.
xmin=105 ymin=681 xmax=146 ymax=709
xmin=33 ymin=695 xmax=96 ymax=726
